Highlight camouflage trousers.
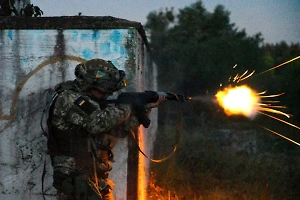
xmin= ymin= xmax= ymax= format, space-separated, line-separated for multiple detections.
xmin=54 ymin=171 xmax=114 ymax=200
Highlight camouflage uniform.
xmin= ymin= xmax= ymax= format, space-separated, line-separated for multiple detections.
xmin=48 ymin=79 xmax=140 ymax=200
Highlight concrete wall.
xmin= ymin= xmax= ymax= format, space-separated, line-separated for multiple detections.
xmin=0 ymin=17 xmax=157 ymax=200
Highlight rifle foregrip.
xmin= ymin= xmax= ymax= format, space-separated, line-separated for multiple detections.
xmin=116 ymin=91 xmax=188 ymax=128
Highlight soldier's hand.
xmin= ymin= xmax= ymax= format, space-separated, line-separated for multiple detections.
xmin=146 ymin=95 xmax=167 ymax=109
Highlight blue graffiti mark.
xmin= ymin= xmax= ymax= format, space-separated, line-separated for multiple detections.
xmin=100 ymin=43 xmax=111 ymax=56
xmin=81 ymin=33 xmax=89 ymax=41
xmin=112 ymin=44 xmax=118 ymax=53
xmin=110 ymin=30 xmax=121 ymax=44
xmin=22 ymin=57 xmax=28 ymax=63
xmin=92 ymin=31 xmax=100 ymax=41
xmin=71 ymin=30 xmax=79 ymax=41
xmin=82 ymin=48 xmax=95 ymax=60
xmin=7 ymin=30 xmax=13 ymax=40
xmin=119 ymin=46 xmax=126 ymax=55
xmin=109 ymin=30 xmax=128 ymax=55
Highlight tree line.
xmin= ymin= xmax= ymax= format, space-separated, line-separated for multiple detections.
xmin=144 ymin=1 xmax=300 ymax=148
xmin=145 ymin=1 xmax=300 ymax=199
xmin=144 ymin=1 xmax=300 ymax=112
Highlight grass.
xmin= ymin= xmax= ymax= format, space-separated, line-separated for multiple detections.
xmin=148 ymin=115 xmax=300 ymax=200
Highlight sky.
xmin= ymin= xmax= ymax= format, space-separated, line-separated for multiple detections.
xmin=30 ymin=0 xmax=300 ymax=44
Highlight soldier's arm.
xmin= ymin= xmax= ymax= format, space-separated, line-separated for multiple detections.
xmin=52 ymin=90 xmax=135 ymax=135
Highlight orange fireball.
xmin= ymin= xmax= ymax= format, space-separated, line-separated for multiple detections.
xmin=215 ymin=85 xmax=260 ymax=118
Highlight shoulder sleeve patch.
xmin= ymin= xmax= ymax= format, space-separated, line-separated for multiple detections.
xmin=74 ymin=96 xmax=97 ymax=115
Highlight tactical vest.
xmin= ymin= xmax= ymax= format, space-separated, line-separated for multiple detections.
xmin=46 ymin=81 xmax=114 ymax=174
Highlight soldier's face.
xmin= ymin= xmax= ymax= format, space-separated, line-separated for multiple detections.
xmin=89 ymin=88 xmax=108 ymax=100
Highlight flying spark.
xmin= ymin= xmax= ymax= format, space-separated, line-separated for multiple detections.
xmin=257 ymin=56 xmax=300 ymax=76
xmin=215 ymin=56 xmax=300 ymax=146
xmin=216 ymin=85 xmax=300 ymax=146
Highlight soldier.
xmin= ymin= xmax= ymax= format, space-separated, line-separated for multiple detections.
xmin=47 ymin=59 xmax=165 ymax=200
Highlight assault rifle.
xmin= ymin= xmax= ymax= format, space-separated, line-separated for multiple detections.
xmin=102 ymin=91 xmax=191 ymax=128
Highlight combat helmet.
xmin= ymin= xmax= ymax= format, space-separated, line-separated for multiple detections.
xmin=75 ymin=59 xmax=126 ymax=94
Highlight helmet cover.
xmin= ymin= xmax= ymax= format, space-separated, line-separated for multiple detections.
xmin=75 ymin=59 xmax=126 ymax=94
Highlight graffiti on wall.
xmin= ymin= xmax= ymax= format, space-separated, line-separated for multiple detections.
xmin=0 ymin=28 xmax=131 ymax=121
xmin=0 ymin=55 xmax=86 ymax=121
xmin=0 ymin=27 xmax=144 ymax=200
